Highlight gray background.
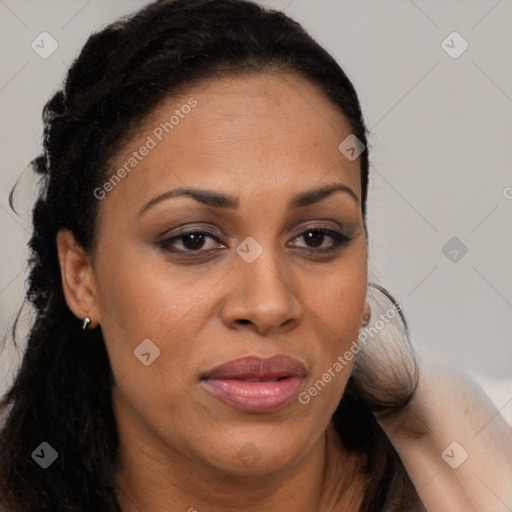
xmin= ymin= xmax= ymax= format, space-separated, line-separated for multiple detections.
xmin=1 ymin=0 xmax=511 ymax=401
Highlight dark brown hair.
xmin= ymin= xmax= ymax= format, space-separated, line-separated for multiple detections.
xmin=0 ymin=1 xmax=421 ymax=510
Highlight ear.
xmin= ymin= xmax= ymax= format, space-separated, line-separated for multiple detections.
xmin=56 ymin=229 xmax=100 ymax=328
xmin=361 ymin=301 xmax=371 ymax=327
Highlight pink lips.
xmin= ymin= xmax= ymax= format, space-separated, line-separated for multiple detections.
xmin=201 ymin=355 xmax=306 ymax=413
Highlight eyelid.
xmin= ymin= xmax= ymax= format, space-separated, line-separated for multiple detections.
xmin=156 ymin=220 xmax=347 ymax=243
xmin=289 ymin=220 xmax=345 ymax=237
xmin=157 ymin=222 xmax=224 ymax=241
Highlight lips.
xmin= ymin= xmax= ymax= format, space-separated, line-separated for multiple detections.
xmin=201 ymin=355 xmax=306 ymax=413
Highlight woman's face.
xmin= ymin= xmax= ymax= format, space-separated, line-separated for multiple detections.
xmin=89 ymin=72 xmax=367 ymax=477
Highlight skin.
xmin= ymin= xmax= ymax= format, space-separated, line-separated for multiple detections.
xmin=57 ymin=72 xmax=371 ymax=511
xmin=378 ymin=357 xmax=512 ymax=512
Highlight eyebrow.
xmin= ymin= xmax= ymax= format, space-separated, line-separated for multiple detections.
xmin=137 ymin=182 xmax=358 ymax=218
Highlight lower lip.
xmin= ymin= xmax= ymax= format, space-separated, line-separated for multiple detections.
xmin=201 ymin=377 xmax=303 ymax=413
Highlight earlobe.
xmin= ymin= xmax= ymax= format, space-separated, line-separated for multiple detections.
xmin=56 ymin=229 xmax=100 ymax=328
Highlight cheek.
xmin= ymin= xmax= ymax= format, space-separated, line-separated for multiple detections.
xmin=95 ymin=241 xmax=215 ymax=334
xmin=93 ymin=248 xmax=215 ymax=440
xmin=92 ymin=242 xmax=220 ymax=390
xmin=299 ymin=246 xmax=367 ymax=403
xmin=309 ymin=245 xmax=367 ymax=343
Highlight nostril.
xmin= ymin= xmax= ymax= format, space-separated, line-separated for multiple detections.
xmin=238 ymin=319 xmax=251 ymax=325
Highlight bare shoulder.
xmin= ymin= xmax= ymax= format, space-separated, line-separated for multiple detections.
xmin=378 ymin=357 xmax=512 ymax=512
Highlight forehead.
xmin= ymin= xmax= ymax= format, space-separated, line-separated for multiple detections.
xmin=104 ymin=71 xmax=361 ymax=214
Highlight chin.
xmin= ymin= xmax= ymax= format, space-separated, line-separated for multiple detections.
xmin=196 ymin=426 xmax=313 ymax=476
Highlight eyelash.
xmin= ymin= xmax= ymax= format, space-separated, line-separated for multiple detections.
xmin=156 ymin=226 xmax=352 ymax=256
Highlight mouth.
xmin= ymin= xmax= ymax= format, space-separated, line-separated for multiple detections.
xmin=200 ymin=355 xmax=306 ymax=413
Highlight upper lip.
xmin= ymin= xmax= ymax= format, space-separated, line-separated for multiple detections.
xmin=201 ymin=355 xmax=306 ymax=380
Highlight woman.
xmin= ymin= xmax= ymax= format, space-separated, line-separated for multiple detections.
xmin=0 ymin=1 xmax=510 ymax=510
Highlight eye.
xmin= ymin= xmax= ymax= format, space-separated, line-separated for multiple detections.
xmin=157 ymin=230 xmax=225 ymax=253
xmin=289 ymin=227 xmax=352 ymax=251
xmin=156 ymin=226 xmax=352 ymax=257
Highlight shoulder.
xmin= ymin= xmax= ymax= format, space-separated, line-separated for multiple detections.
xmin=378 ymin=357 xmax=512 ymax=512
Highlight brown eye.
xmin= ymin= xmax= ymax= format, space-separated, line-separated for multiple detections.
xmin=291 ymin=228 xmax=352 ymax=250
xmin=157 ymin=230 xmax=225 ymax=253
xmin=303 ymin=230 xmax=325 ymax=248
xmin=180 ymin=232 xmax=207 ymax=250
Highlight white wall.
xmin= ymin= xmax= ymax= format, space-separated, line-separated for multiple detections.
xmin=1 ymin=0 xmax=511 ymax=400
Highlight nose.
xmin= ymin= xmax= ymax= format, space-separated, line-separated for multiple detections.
xmin=220 ymin=246 xmax=303 ymax=336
